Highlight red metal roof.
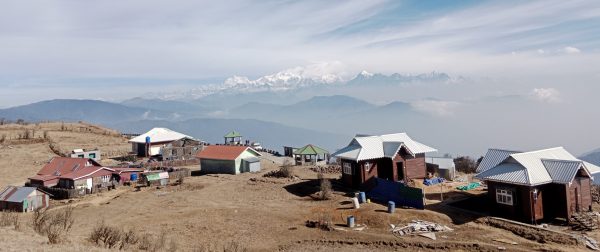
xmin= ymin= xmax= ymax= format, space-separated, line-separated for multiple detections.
xmin=35 ymin=157 xmax=101 ymax=177
xmin=196 ymin=146 xmax=257 ymax=160
xmin=60 ymin=167 xmax=115 ymax=180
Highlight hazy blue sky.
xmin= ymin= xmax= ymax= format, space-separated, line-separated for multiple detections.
xmin=1 ymin=0 xmax=600 ymax=107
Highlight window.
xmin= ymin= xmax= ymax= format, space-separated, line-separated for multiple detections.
xmin=89 ymin=153 xmax=96 ymax=159
xmin=101 ymin=175 xmax=110 ymax=183
xmin=496 ymin=188 xmax=513 ymax=206
xmin=364 ymin=162 xmax=371 ymax=172
xmin=343 ymin=162 xmax=352 ymax=175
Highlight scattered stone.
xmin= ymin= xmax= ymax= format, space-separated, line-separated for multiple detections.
xmin=309 ymin=165 xmax=341 ymax=174
xmin=390 ymin=220 xmax=452 ymax=237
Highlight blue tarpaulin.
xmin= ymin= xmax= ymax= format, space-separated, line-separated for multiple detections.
xmin=366 ymin=178 xmax=425 ymax=210
xmin=423 ymin=177 xmax=445 ymax=186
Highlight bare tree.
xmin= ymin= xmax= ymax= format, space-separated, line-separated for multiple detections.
xmin=32 ymin=206 xmax=75 ymax=244
xmin=454 ymin=156 xmax=479 ymax=173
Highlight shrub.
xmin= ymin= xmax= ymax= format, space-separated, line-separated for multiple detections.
xmin=32 ymin=206 xmax=75 ymax=244
xmin=454 ymin=156 xmax=479 ymax=174
xmin=0 ymin=211 xmax=20 ymax=230
xmin=263 ymin=160 xmax=296 ymax=178
xmin=89 ymin=222 xmax=140 ymax=250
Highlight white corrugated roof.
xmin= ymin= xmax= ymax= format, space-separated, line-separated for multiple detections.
xmin=380 ymin=133 xmax=437 ymax=154
xmin=583 ymin=161 xmax=600 ymax=174
xmin=355 ymin=136 xmax=385 ymax=160
xmin=476 ymin=163 xmax=529 ymax=185
xmin=476 ymin=149 xmax=521 ymax=173
xmin=383 ymin=142 xmax=403 ymax=158
xmin=510 ymin=147 xmax=577 ymax=185
xmin=129 ymin=128 xmax=194 ymax=143
xmin=332 ymin=133 xmax=436 ymax=161
xmin=542 ymin=159 xmax=584 ymax=184
xmin=476 ymin=147 xmax=592 ymax=186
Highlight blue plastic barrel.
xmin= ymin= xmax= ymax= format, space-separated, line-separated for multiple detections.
xmin=358 ymin=192 xmax=366 ymax=203
xmin=387 ymin=201 xmax=395 ymax=213
xmin=130 ymin=173 xmax=138 ymax=181
xmin=347 ymin=216 xmax=355 ymax=228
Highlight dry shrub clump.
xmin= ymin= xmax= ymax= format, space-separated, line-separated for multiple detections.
xmin=306 ymin=208 xmax=334 ymax=231
xmin=32 ymin=206 xmax=75 ymax=244
xmin=194 ymin=241 xmax=248 ymax=252
xmin=137 ymin=230 xmax=178 ymax=252
xmin=0 ymin=211 xmax=20 ymax=230
xmin=89 ymin=222 xmax=140 ymax=250
xmin=263 ymin=160 xmax=295 ymax=178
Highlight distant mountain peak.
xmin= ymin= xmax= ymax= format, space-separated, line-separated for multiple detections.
xmin=146 ymin=64 xmax=456 ymax=100
xmin=358 ymin=70 xmax=374 ymax=78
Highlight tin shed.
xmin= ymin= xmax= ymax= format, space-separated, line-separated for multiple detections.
xmin=0 ymin=186 xmax=51 ymax=212
xmin=197 ymin=145 xmax=262 ymax=174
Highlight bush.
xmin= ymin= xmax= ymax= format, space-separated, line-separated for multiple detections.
xmin=263 ymin=160 xmax=296 ymax=178
xmin=0 ymin=211 xmax=20 ymax=230
xmin=137 ymin=230 xmax=177 ymax=252
xmin=454 ymin=156 xmax=479 ymax=174
xmin=32 ymin=206 xmax=75 ymax=244
xmin=89 ymin=222 xmax=139 ymax=250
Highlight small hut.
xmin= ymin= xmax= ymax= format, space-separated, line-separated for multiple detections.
xmin=224 ymin=131 xmax=243 ymax=145
xmin=0 ymin=186 xmax=51 ymax=212
xmin=293 ymin=144 xmax=330 ymax=166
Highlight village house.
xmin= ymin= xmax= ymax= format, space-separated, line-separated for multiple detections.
xmin=197 ymin=145 xmax=262 ymax=174
xmin=140 ymin=171 xmax=169 ymax=186
xmin=129 ymin=127 xmax=200 ymax=158
xmin=57 ymin=166 xmax=117 ymax=195
xmin=0 ymin=186 xmax=51 ymax=212
xmin=111 ymin=167 xmax=144 ymax=184
xmin=476 ymin=147 xmax=600 ymax=224
xmin=28 ymin=157 xmax=102 ymax=187
xmin=332 ymin=133 xmax=437 ymax=188
xmin=293 ymin=144 xmax=330 ymax=166
xmin=70 ymin=148 xmax=101 ymax=161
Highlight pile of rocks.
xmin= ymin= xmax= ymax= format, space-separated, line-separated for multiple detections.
xmin=309 ymin=165 xmax=341 ymax=174
xmin=390 ymin=220 xmax=453 ymax=238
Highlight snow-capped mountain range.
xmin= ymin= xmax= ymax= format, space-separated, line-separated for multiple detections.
xmin=151 ymin=66 xmax=458 ymax=100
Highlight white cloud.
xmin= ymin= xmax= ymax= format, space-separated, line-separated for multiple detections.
xmin=563 ymin=46 xmax=581 ymax=54
xmin=410 ymin=99 xmax=460 ymax=117
xmin=530 ymin=88 xmax=561 ymax=103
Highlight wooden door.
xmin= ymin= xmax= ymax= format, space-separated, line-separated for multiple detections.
xmin=534 ymin=190 xmax=543 ymax=220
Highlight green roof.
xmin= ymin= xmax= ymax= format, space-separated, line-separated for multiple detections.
xmin=293 ymin=144 xmax=329 ymax=155
xmin=224 ymin=131 xmax=242 ymax=138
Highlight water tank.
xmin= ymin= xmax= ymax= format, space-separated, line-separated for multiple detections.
xmin=145 ymin=136 xmax=151 ymax=144
xmin=130 ymin=173 xmax=138 ymax=181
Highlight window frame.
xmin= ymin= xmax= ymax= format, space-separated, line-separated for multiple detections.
xmin=343 ymin=162 xmax=352 ymax=175
xmin=496 ymin=188 xmax=514 ymax=206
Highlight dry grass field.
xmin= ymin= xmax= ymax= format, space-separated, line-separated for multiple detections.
xmin=0 ymin=123 xmax=596 ymax=251
xmin=0 ymin=122 xmax=131 ymax=183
